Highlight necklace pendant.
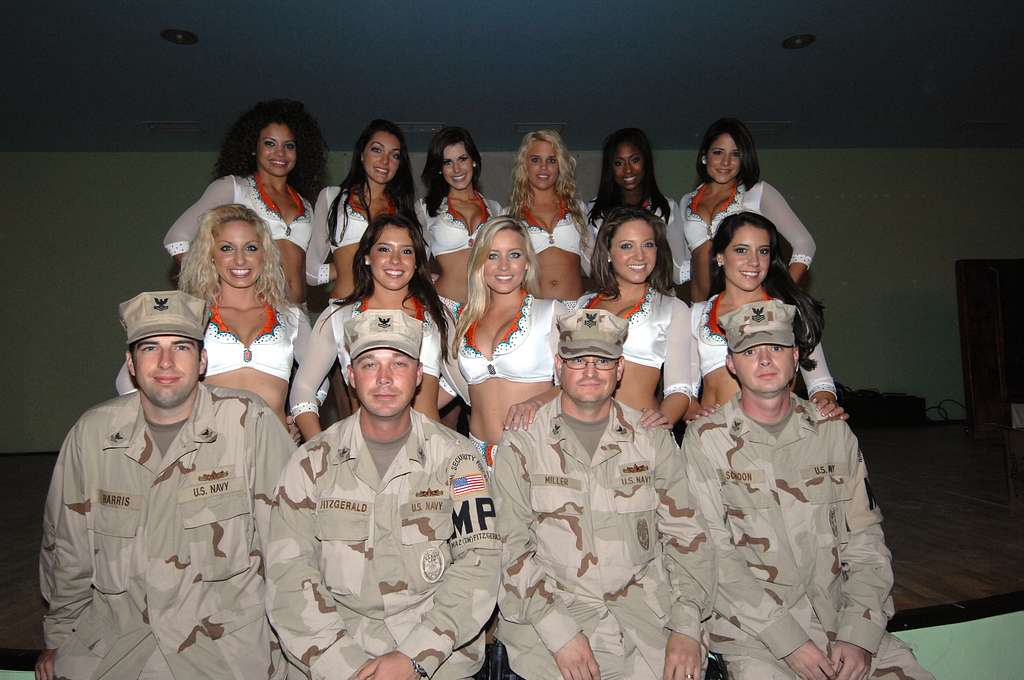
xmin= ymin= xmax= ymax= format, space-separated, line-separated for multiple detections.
xmin=243 ymin=348 xmax=252 ymax=363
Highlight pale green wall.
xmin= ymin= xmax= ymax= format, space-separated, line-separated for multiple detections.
xmin=3 ymin=149 xmax=1023 ymax=452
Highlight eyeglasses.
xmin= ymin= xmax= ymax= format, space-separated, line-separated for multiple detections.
xmin=562 ymin=356 xmax=618 ymax=371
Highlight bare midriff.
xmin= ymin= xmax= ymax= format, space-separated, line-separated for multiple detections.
xmin=700 ymin=367 xmax=739 ymax=408
xmin=614 ymin=362 xmax=661 ymax=412
xmin=276 ymin=239 xmax=306 ymax=304
xmin=469 ymin=379 xmax=553 ymax=445
xmin=330 ymin=244 xmax=359 ymax=300
xmin=205 ymin=369 xmax=289 ymax=426
xmin=434 ymin=250 xmax=472 ymax=303
xmin=536 ymin=248 xmax=584 ymax=300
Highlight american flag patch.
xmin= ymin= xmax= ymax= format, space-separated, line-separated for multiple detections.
xmin=451 ymin=473 xmax=486 ymax=496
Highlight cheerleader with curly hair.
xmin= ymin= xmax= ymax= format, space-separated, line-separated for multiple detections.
xmin=163 ymin=99 xmax=328 ymax=304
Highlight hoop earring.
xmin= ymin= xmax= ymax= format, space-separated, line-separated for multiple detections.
xmin=363 ymin=258 xmax=370 ymax=266
xmin=701 ymin=156 xmax=707 ymax=165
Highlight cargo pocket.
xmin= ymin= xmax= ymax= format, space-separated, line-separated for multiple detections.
xmin=721 ymin=479 xmax=785 ymax=584
xmin=612 ymin=483 xmax=658 ymax=563
xmin=802 ymin=467 xmax=851 ymax=549
xmin=400 ymin=507 xmax=453 ymax=591
xmin=91 ymin=505 xmax=140 ymax=594
xmin=316 ymin=511 xmax=370 ymax=595
xmin=180 ymin=492 xmax=253 ymax=582
xmin=530 ymin=486 xmax=586 ymax=566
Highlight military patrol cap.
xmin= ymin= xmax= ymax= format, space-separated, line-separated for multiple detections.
xmin=344 ymin=309 xmax=423 ymax=360
xmin=557 ymin=309 xmax=629 ymax=360
xmin=719 ymin=299 xmax=796 ymax=352
xmin=119 ymin=290 xmax=210 ymax=345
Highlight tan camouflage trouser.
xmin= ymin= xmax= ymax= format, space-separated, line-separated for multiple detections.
xmin=719 ymin=606 xmax=934 ymax=680
xmin=138 ymin=648 xmax=175 ymax=680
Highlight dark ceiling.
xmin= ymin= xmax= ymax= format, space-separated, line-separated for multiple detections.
xmin=8 ymin=1 xmax=1023 ymax=151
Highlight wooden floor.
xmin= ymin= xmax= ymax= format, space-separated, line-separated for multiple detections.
xmin=1 ymin=422 xmax=1021 ymax=650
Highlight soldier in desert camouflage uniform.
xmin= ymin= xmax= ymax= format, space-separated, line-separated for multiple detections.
xmin=266 ymin=310 xmax=500 ymax=680
xmin=36 ymin=291 xmax=294 ymax=680
xmin=684 ymin=299 xmax=933 ymax=680
xmin=493 ymin=308 xmax=713 ymax=680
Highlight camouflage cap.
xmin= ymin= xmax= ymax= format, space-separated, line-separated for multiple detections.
xmin=119 ymin=291 xmax=210 ymax=345
xmin=719 ymin=299 xmax=796 ymax=352
xmin=557 ymin=308 xmax=629 ymax=360
xmin=344 ymin=309 xmax=423 ymax=360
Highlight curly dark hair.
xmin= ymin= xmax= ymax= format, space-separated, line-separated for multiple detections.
xmin=213 ymin=99 xmax=328 ymax=200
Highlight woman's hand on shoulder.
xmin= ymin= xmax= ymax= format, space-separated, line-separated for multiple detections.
xmin=811 ymin=392 xmax=848 ymax=422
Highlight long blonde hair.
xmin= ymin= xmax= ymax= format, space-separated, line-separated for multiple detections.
xmin=178 ymin=204 xmax=288 ymax=310
xmin=452 ymin=216 xmax=541 ymax=354
xmin=508 ymin=129 xmax=587 ymax=248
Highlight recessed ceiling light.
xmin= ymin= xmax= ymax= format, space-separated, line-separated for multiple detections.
xmin=161 ymin=28 xmax=198 ymax=45
xmin=782 ymin=34 xmax=815 ymax=49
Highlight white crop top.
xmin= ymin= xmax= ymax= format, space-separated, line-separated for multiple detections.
xmin=520 ymin=199 xmax=594 ymax=275
xmin=577 ymin=287 xmax=698 ymax=398
xmin=692 ymin=294 xmax=835 ymax=397
xmin=289 ymin=300 xmax=443 ymax=417
xmin=164 ymin=175 xmax=313 ymax=256
xmin=457 ymin=294 xmax=563 ymax=386
xmin=304 ymin=188 xmax=395 ymax=286
xmin=679 ymin=181 xmax=816 ymax=269
xmin=416 ymin=194 xmax=503 ymax=257
xmin=204 ymin=304 xmax=309 ymax=381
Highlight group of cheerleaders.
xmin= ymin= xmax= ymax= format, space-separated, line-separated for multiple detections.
xmin=136 ymin=98 xmax=846 ymax=462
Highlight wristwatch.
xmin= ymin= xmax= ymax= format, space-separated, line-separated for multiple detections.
xmin=411 ymin=659 xmax=428 ymax=677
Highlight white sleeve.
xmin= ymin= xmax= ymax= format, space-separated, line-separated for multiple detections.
xmin=163 ymin=176 xmax=236 ymax=256
xmin=662 ymin=299 xmax=698 ymax=399
xmin=679 ymin=192 xmax=710 ymax=253
xmin=576 ymin=201 xmax=594 ymax=276
xmin=115 ymin=361 xmax=136 ymax=395
xmin=758 ymin=182 xmax=816 ymax=268
xmin=305 ymin=187 xmax=336 ymax=286
xmin=420 ymin=318 xmax=442 ymax=378
xmin=800 ymin=342 xmax=836 ymax=398
xmin=664 ymin=198 xmax=691 ymax=284
xmin=288 ymin=307 xmax=341 ymax=417
xmin=549 ymin=301 xmax=569 ymax=385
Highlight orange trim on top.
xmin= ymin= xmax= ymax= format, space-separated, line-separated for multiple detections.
xmin=358 ymin=296 xmax=426 ymax=321
xmin=689 ymin=183 xmax=737 ymax=221
xmin=447 ymin=191 xmax=491 ymax=229
xmin=254 ymin=175 xmax=305 ymax=219
xmin=465 ymin=290 xmax=527 ymax=356
xmin=209 ymin=302 xmax=277 ymax=343
xmin=523 ymin=198 xmax=568 ymax=230
xmin=586 ymin=286 xmax=649 ymax=320
xmin=348 ymin=187 xmax=396 ymax=219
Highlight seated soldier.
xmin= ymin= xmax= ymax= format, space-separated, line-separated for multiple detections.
xmin=494 ymin=308 xmax=714 ymax=680
xmin=684 ymin=300 xmax=933 ymax=680
xmin=266 ymin=310 xmax=500 ymax=680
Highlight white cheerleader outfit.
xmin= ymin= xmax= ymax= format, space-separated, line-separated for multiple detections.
xmin=416 ymin=194 xmax=503 ymax=256
xmin=163 ymin=175 xmax=313 ymax=256
xmin=679 ymin=181 xmax=816 ymax=270
xmin=692 ymin=294 xmax=835 ymax=397
xmin=289 ymin=299 xmax=443 ymax=417
xmin=577 ymin=287 xmax=699 ymax=400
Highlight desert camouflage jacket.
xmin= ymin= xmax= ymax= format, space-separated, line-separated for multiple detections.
xmin=493 ymin=398 xmax=713 ymax=680
xmin=265 ymin=409 xmax=500 ymax=680
xmin=683 ymin=394 xmax=892 ymax=660
xmin=40 ymin=385 xmax=294 ymax=679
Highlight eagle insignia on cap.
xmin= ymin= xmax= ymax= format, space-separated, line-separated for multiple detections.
xmin=153 ymin=297 xmax=169 ymax=311
xmin=751 ymin=306 xmax=765 ymax=322
xmin=377 ymin=316 xmax=392 ymax=329
xmin=583 ymin=312 xmax=598 ymax=328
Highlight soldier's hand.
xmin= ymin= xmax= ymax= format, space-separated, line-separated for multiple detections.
xmin=285 ymin=416 xmax=302 ymax=445
xmin=811 ymin=393 xmax=848 ymax=422
xmin=352 ymin=651 xmax=419 ymax=680
xmin=829 ymin=641 xmax=870 ymax=680
xmin=662 ymin=631 xmax=702 ymax=680
xmin=783 ymin=640 xmax=836 ymax=680
xmin=34 ymin=648 xmax=56 ymax=680
xmin=640 ymin=408 xmax=672 ymax=430
xmin=685 ymin=402 xmax=720 ymax=423
xmin=553 ymin=633 xmax=601 ymax=680
xmin=504 ymin=395 xmax=548 ymax=431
